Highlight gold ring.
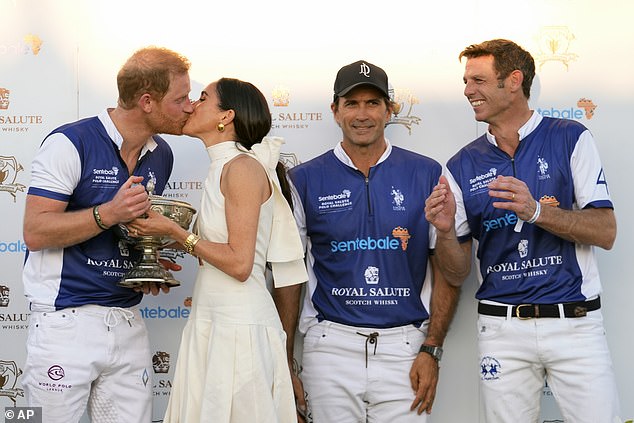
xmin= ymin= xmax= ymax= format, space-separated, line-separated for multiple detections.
xmin=511 ymin=193 xmax=515 ymax=200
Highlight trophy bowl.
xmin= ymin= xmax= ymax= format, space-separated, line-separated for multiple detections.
xmin=117 ymin=195 xmax=197 ymax=289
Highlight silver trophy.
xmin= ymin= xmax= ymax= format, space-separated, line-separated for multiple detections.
xmin=118 ymin=185 xmax=197 ymax=288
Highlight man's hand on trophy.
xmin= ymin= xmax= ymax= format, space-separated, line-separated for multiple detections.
xmin=109 ymin=175 xmax=151 ymax=224
xmin=134 ymin=282 xmax=170 ymax=296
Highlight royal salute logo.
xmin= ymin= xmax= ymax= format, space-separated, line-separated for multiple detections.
xmin=0 ymin=360 xmax=24 ymax=405
xmin=162 ymin=179 xmax=203 ymax=201
xmin=0 ymin=87 xmax=44 ymax=132
xmin=386 ymin=87 xmax=421 ymax=135
xmin=0 ymin=155 xmax=26 ymax=202
xmin=0 ymin=88 xmax=9 ymax=110
xmin=272 ymin=85 xmax=290 ymax=107
xmin=535 ymin=26 xmax=578 ymax=70
xmin=0 ymin=284 xmax=29 ymax=331
xmin=152 ymin=351 xmax=171 ymax=374
xmin=0 ymin=285 xmax=8 ymax=307
xmin=269 ymin=85 xmax=323 ymax=130
xmin=364 ymin=266 xmax=379 ymax=285
xmin=152 ymin=350 xmax=174 ymax=394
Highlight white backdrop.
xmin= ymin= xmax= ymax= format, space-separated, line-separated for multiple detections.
xmin=1 ymin=0 xmax=632 ymax=421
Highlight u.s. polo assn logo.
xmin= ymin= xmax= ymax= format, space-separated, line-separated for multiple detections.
xmin=391 ymin=186 xmax=406 ymax=211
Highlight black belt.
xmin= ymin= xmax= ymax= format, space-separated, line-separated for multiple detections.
xmin=478 ymin=297 xmax=601 ymax=319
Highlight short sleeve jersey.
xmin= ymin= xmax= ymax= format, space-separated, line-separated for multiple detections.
xmin=22 ymin=110 xmax=174 ymax=311
xmin=447 ymin=113 xmax=613 ymax=304
xmin=289 ymin=141 xmax=441 ymax=330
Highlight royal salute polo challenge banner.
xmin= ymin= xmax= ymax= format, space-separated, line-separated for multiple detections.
xmin=1 ymin=0 xmax=632 ymax=422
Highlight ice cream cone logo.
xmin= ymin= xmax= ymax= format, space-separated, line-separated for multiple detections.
xmin=392 ymin=226 xmax=411 ymax=251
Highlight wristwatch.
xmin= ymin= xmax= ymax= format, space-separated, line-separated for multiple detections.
xmin=419 ymin=344 xmax=443 ymax=362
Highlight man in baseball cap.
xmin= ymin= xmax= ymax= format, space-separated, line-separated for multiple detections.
xmin=286 ymin=59 xmax=463 ymax=422
xmin=333 ymin=60 xmax=389 ymax=99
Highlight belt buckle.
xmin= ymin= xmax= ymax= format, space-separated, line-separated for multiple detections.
xmin=515 ymin=304 xmax=533 ymax=319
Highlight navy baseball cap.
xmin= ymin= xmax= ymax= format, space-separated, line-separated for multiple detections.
xmin=334 ymin=60 xmax=389 ymax=98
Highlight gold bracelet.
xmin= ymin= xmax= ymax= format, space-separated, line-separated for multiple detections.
xmin=92 ymin=205 xmax=109 ymax=231
xmin=184 ymin=233 xmax=201 ymax=255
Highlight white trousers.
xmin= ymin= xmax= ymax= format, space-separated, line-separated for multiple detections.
xmin=302 ymin=320 xmax=428 ymax=423
xmin=23 ymin=304 xmax=152 ymax=423
xmin=477 ymin=309 xmax=621 ymax=423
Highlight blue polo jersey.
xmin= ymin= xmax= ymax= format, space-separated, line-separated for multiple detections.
xmin=23 ymin=112 xmax=173 ymax=311
xmin=447 ymin=114 xmax=613 ymax=304
xmin=289 ymin=144 xmax=441 ymax=329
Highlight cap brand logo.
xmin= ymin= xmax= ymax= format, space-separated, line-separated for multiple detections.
xmin=359 ymin=62 xmax=371 ymax=78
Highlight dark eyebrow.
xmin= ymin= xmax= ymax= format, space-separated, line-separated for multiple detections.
xmin=201 ymin=91 xmax=208 ymax=97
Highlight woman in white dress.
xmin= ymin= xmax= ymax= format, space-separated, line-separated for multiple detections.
xmin=131 ymin=78 xmax=307 ymax=422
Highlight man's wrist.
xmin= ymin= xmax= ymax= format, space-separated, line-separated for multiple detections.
xmin=92 ymin=204 xmax=110 ymax=231
xmin=419 ymin=344 xmax=443 ymax=362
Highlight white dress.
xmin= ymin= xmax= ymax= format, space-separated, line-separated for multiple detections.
xmin=164 ymin=138 xmax=306 ymax=423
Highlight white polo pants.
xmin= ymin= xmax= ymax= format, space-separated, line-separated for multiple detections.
xmin=23 ymin=305 xmax=152 ymax=423
xmin=301 ymin=320 xmax=429 ymax=423
xmin=477 ymin=309 xmax=621 ymax=423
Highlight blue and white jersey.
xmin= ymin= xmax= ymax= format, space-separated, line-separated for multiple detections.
xmin=447 ymin=112 xmax=613 ymax=304
xmin=23 ymin=110 xmax=174 ymax=311
xmin=289 ymin=140 xmax=441 ymax=332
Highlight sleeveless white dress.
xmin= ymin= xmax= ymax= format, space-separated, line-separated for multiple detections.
xmin=164 ymin=138 xmax=306 ymax=423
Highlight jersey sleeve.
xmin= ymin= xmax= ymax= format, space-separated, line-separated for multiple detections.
xmin=571 ymin=130 xmax=613 ymax=210
xmin=444 ymin=165 xmax=472 ymax=242
xmin=28 ymin=133 xmax=81 ymax=202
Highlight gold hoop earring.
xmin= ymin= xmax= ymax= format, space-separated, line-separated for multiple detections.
xmin=217 ymin=122 xmax=225 ymax=132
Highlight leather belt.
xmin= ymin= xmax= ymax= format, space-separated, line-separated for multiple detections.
xmin=478 ymin=297 xmax=601 ymax=319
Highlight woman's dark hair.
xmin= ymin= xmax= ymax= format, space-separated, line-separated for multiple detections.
xmin=215 ymin=78 xmax=292 ymax=208
xmin=216 ymin=78 xmax=272 ymax=150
